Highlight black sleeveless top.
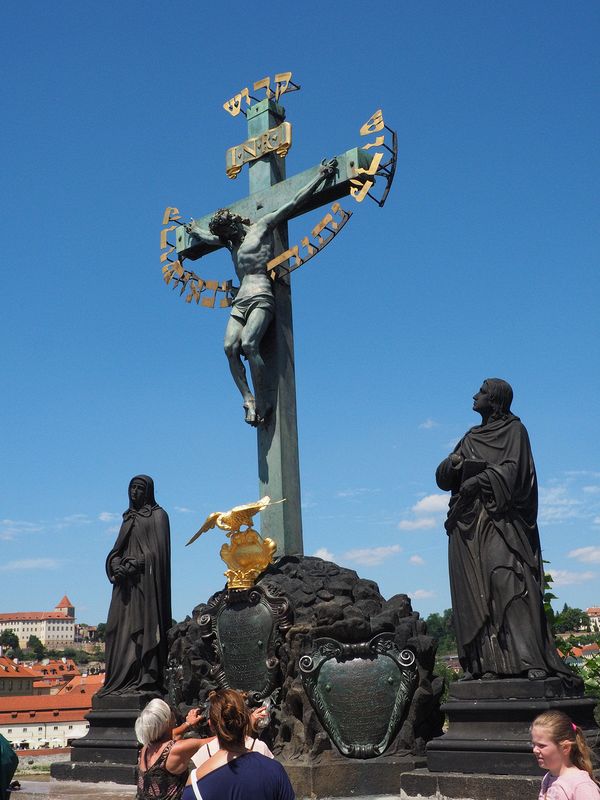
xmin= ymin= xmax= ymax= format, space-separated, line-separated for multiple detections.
xmin=137 ymin=739 xmax=187 ymax=800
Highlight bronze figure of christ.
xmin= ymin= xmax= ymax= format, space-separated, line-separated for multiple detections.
xmin=186 ymin=159 xmax=336 ymax=426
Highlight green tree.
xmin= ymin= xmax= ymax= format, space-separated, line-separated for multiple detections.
xmin=425 ymin=609 xmax=457 ymax=655
xmin=542 ymin=561 xmax=557 ymax=631
xmin=95 ymin=623 xmax=106 ymax=642
xmin=554 ymin=606 xmax=589 ymax=634
xmin=27 ymin=635 xmax=47 ymax=660
xmin=0 ymin=629 xmax=20 ymax=650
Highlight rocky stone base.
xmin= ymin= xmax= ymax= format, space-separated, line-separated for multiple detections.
xmin=168 ymin=555 xmax=443 ymax=760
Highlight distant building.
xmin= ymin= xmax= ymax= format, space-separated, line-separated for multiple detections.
xmin=563 ymin=642 xmax=600 ymax=667
xmin=0 ymin=657 xmax=37 ymax=696
xmin=0 ymin=596 xmax=76 ymax=649
xmin=586 ymin=607 xmax=600 ymax=632
xmin=0 ymin=672 xmax=103 ymax=749
xmin=74 ymin=624 xmax=98 ymax=643
xmin=30 ymin=658 xmax=80 ymax=695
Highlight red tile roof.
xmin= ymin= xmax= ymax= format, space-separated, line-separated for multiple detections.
xmin=0 ymin=658 xmax=37 ymax=679
xmin=0 ymin=612 xmax=73 ymax=621
xmin=29 ymin=660 xmax=79 ymax=678
xmin=586 ymin=607 xmax=600 ymax=616
xmin=55 ymin=596 xmax=74 ymax=609
xmin=57 ymin=674 xmax=104 ymax=694
xmin=0 ymin=675 xmax=103 ymax=725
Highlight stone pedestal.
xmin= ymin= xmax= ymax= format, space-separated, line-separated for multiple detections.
xmin=283 ymin=753 xmax=424 ymax=798
xmin=426 ymin=678 xmax=599 ymax=775
xmin=51 ymin=693 xmax=156 ymax=784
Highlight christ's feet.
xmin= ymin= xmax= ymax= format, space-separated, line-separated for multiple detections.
xmin=243 ymin=398 xmax=258 ymax=426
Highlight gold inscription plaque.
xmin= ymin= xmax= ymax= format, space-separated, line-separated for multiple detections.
xmin=225 ymin=121 xmax=292 ymax=179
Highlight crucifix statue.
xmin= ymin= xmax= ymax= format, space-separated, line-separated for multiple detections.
xmin=186 ymin=160 xmax=337 ymax=427
xmin=162 ymin=74 xmax=396 ymax=556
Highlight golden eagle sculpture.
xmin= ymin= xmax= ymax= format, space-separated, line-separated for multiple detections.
xmin=186 ymin=496 xmax=282 ymax=590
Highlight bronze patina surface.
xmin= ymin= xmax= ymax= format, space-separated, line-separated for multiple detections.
xmin=198 ymin=583 xmax=293 ymax=701
xmin=300 ymin=633 xmax=417 ymax=758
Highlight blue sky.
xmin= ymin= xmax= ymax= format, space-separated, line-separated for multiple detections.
xmin=1 ymin=1 xmax=599 ymax=625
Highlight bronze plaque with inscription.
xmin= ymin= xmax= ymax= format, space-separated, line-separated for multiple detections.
xmin=216 ymin=599 xmax=273 ymax=692
xmin=299 ymin=633 xmax=417 ymax=758
xmin=199 ymin=584 xmax=293 ymax=701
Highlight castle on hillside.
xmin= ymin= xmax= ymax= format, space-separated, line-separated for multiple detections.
xmin=0 ymin=596 xmax=76 ymax=648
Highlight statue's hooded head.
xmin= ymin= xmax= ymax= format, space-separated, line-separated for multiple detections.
xmin=208 ymin=208 xmax=250 ymax=244
xmin=483 ymin=378 xmax=513 ymax=418
xmin=128 ymin=474 xmax=156 ymax=512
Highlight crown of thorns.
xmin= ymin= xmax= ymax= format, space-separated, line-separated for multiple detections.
xmin=208 ymin=208 xmax=250 ymax=236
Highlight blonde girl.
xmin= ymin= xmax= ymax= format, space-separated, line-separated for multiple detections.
xmin=532 ymin=710 xmax=599 ymax=799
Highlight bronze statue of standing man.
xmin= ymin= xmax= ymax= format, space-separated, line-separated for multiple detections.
xmin=436 ymin=379 xmax=579 ymax=687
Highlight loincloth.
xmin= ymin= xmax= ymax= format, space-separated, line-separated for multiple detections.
xmin=230 ymin=291 xmax=275 ymax=324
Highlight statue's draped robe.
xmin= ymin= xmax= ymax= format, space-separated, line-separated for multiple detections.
xmin=98 ymin=477 xmax=172 ymax=696
xmin=436 ymin=415 xmax=575 ymax=683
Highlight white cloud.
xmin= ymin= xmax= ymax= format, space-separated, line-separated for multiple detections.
xmin=99 ymin=511 xmax=119 ymax=522
xmin=55 ymin=514 xmax=92 ymax=529
xmin=343 ymin=545 xmax=402 ymax=567
xmin=313 ymin=547 xmax=334 ymax=561
xmin=568 ymin=546 xmax=600 ymax=564
xmin=412 ymin=494 xmax=449 ymax=514
xmin=0 ymin=519 xmax=43 ymax=539
xmin=175 ymin=506 xmax=194 ymax=513
xmin=409 ymin=555 xmax=425 ymax=566
xmin=582 ymin=486 xmax=600 ymax=494
xmin=411 ymin=589 xmax=435 ymax=599
xmin=398 ymin=517 xmax=437 ymax=531
xmin=419 ymin=418 xmax=439 ymax=430
xmin=106 ymin=525 xmax=120 ymax=535
xmin=0 ymin=558 xmax=62 ymax=572
xmin=336 ymin=487 xmax=380 ymax=499
xmin=594 ymin=517 xmax=600 ymax=525
xmin=551 ymin=569 xmax=596 ymax=586
xmin=539 ymin=485 xmax=581 ymax=524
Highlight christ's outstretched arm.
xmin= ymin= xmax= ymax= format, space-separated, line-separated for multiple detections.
xmin=262 ymin=159 xmax=337 ymax=229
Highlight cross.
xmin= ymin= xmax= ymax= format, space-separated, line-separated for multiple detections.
xmin=172 ymin=95 xmax=376 ymax=557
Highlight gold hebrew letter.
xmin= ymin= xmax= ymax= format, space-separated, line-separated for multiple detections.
xmin=267 ymin=245 xmax=302 ymax=278
xmin=253 ymin=76 xmax=273 ymax=99
xmin=356 ymin=151 xmax=384 ymax=177
xmin=311 ymin=213 xmax=335 ymax=248
xmin=162 ymin=207 xmax=181 ymax=225
xmin=350 ymin=180 xmax=374 ymax=203
xmin=274 ymin=71 xmax=292 ymax=100
xmin=201 ymin=279 xmax=219 ymax=308
xmin=160 ymin=244 xmax=177 ymax=263
xmin=363 ymin=135 xmax=386 ymax=151
xmin=300 ymin=236 xmax=318 ymax=258
xmin=330 ymin=202 xmax=351 ymax=224
xmin=160 ymin=226 xmax=178 ymax=249
xmin=360 ymin=109 xmax=384 ymax=136
xmin=223 ymin=88 xmax=250 ymax=116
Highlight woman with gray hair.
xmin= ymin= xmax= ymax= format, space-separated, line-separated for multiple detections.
xmin=135 ymin=698 xmax=210 ymax=800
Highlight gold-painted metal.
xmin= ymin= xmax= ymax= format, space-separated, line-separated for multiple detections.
xmin=223 ymin=72 xmax=299 ymax=117
xmin=223 ymin=87 xmax=250 ymax=117
xmin=220 ymin=530 xmax=277 ymax=590
xmin=267 ymin=202 xmax=352 ymax=279
xmin=359 ymin=109 xmax=384 ymax=136
xmin=225 ymin=122 xmax=292 ymax=179
xmin=186 ymin=496 xmax=281 ymax=590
